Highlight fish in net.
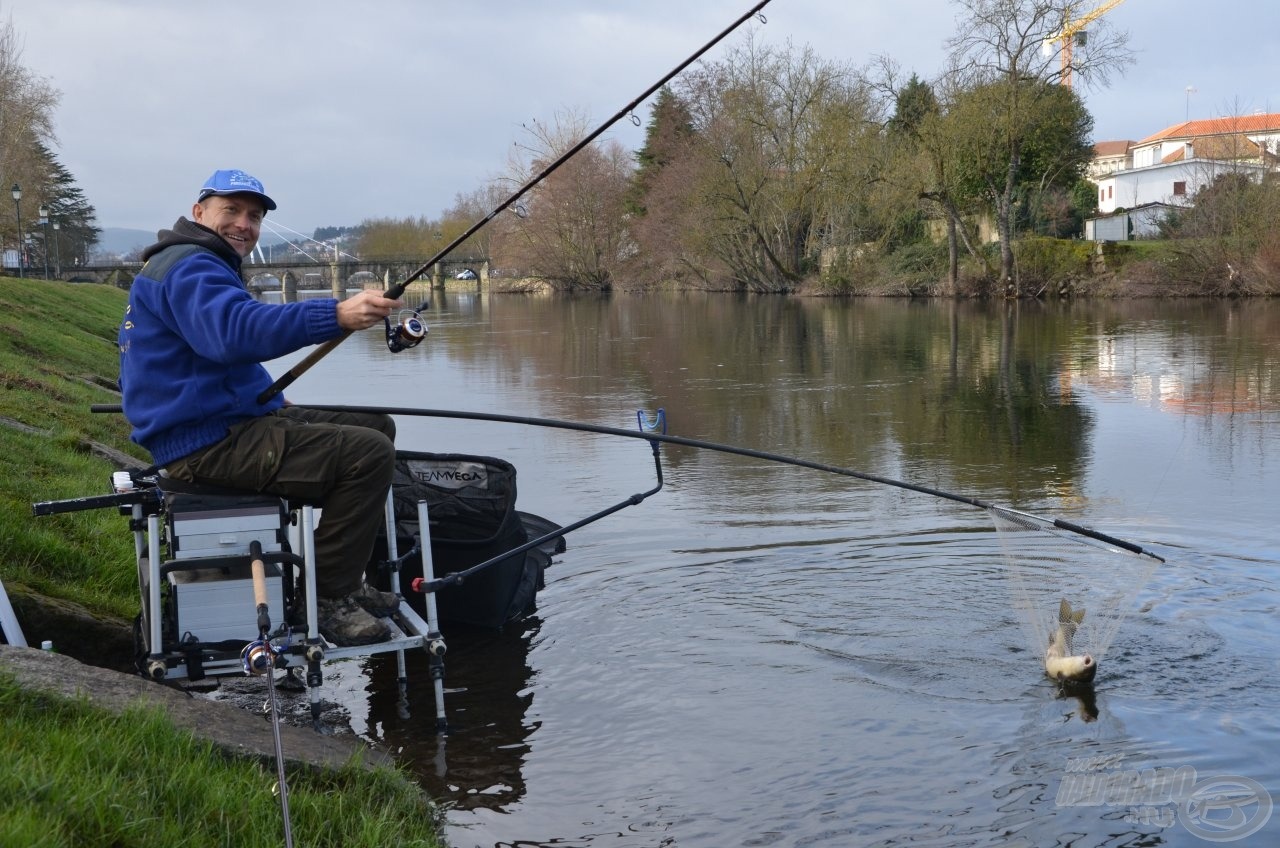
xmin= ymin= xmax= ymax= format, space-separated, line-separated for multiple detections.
xmin=990 ymin=505 xmax=1164 ymax=684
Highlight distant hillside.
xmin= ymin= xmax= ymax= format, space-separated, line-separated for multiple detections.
xmin=98 ymin=228 xmax=155 ymax=258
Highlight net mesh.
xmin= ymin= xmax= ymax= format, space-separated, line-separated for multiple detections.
xmin=989 ymin=506 xmax=1162 ymax=665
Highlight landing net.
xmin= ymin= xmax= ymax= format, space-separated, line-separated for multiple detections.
xmin=989 ymin=506 xmax=1163 ymax=665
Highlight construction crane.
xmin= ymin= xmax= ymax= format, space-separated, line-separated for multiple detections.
xmin=1043 ymin=0 xmax=1127 ymax=89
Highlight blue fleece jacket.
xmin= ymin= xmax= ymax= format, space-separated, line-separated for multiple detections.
xmin=118 ymin=217 xmax=342 ymax=465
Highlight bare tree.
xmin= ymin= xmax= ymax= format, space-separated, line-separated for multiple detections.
xmin=656 ymin=35 xmax=878 ymax=291
xmin=1159 ymin=108 xmax=1280 ymax=294
xmin=492 ymin=110 xmax=633 ymax=290
xmin=945 ymin=0 xmax=1130 ymax=291
xmin=356 ymin=216 xmax=442 ymax=260
xmin=440 ymin=183 xmax=510 ymax=265
xmin=0 ymin=14 xmax=60 ymax=245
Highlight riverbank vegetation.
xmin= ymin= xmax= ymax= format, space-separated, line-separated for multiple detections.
xmin=357 ymin=1 xmax=1279 ymax=298
xmin=0 ymin=277 xmax=442 ymax=847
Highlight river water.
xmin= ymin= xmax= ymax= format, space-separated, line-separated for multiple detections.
xmin=266 ymin=291 xmax=1279 ymax=847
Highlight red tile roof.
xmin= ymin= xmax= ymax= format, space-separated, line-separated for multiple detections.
xmin=1139 ymin=113 xmax=1280 ymax=144
xmin=1093 ymin=140 xmax=1133 ymax=156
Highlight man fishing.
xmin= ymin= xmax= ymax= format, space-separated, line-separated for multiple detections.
xmin=118 ymin=168 xmax=402 ymax=646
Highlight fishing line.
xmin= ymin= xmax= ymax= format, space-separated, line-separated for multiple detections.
xmin=256 ymin=218 xmax=361 ymax=264
xmin=1142 ymin=418 xmax=1189 ymax=517
xmin=257 ymin=0 xmax=775 ymax=405
xmin=296 ymin=404 xmax=1166 ymax=562
xmin=249 ymin=217 xmax=427 ymax=352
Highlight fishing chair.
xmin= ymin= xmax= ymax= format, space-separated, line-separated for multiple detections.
xmin=34 ymin=469 xmax=441 ymax=725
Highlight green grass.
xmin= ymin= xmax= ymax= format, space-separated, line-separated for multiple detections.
xmin=0 ymin=277 xmax=443 ymax=847
xmin=0 ymin=277 xmax=143 ymax=618
xmin=0 ymin=673 xmax=441 ymax=848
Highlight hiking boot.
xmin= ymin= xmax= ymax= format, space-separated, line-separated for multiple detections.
xmin=316 ymin=595 xmax=390 ymax=646
xmin=350 ymin=581 xmax=401 ymax=617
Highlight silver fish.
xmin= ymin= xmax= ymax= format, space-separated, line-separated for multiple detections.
xmin=1045 ymin=599 xmax=1097 ymax=683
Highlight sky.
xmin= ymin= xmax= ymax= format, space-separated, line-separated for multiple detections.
xmin=4 ymin=0 xmax=1278 ymax=238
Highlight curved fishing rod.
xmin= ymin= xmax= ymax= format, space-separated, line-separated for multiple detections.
xmin=299 ymin=404 xmax=1166 ymax=562
xmin=257 ymin=0 xmax=774 ymax=405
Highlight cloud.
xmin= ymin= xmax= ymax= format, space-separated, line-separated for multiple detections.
xmin=5 ymin=0 xmax=1277 ymax=235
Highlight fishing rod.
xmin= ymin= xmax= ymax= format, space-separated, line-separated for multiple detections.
xmin=298 ymin=404 xmax=1167 ymax=563
xmin=257 ymin=0 xmax=773 ymax=405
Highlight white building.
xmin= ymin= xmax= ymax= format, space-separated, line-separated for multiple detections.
xmin=1086 ymin=114 xmax=1280 ymax=239
xmin=1086 ymin=139 xmax=1134 ymax=180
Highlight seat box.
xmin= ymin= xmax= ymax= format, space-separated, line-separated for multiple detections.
xmin=167 ymin=561 xmax=285 ymax=644
xmin=166 ymin=495 xmax=287 ymax=561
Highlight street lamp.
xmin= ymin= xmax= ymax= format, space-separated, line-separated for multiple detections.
xmin=11 ymin=184 xmax=22 ymax=279
xmin=51 ymin=220 xmax=61 ymax=277
xmin=38 ymin=204 xmax=49 ymax=279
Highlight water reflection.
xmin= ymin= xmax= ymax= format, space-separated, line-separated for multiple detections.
xmin=1055 ymin=682 xmax=1099 ymax=723
xmin=363 ymin=619 xmax=541 ymax=810
xmin=261 ymin=292 xmax=1280 ymax=848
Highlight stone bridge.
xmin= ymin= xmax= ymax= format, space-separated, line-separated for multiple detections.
xmin=50 ymin=256 xmax=490 ymax=293
xmin=240 ymin=257 xmax=490 ymax=296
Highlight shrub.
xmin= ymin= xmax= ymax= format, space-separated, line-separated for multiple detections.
xmin=1014 ymin=237 xmax=1092 ymax=293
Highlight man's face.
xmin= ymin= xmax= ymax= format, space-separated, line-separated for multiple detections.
xmin=192 ymin=194 xmax=265 ymax=258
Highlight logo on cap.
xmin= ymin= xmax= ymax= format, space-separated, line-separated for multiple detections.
xmin=198 ymin=169 xmax=277 ymax=211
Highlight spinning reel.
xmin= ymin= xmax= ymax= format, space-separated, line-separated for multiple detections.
xmin=385 ymin=310 xmax=428 ymax=353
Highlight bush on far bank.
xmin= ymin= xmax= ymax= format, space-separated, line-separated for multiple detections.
xmin=809 ymin=231 xmax=1279 ymax=299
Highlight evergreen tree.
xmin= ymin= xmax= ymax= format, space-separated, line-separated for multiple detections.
xmin=36 ymin=142 xmax=101 ymax=268
xmin=626 ymin=87 xmax=695 ymax=217
xmin=887 ymin=74 xmax=940 ymax=140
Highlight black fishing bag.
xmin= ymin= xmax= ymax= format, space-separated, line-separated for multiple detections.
xmin=385 ymin=452 xmax=561 ymax=629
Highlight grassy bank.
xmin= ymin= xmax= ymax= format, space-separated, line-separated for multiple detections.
xmin=0 ymin=277 xmax=144 ymax=619
xmin=0 ymin=672 xmax=440 ymax=847
xmin=0 ymin=277 xmax=441 ymax=847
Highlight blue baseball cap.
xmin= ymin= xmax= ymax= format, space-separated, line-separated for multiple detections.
xmin=197 ymin=169 xmax=277 ymax=211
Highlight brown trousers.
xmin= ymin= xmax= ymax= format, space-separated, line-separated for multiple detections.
xmin=164 ymin=407 xmax=396 ymax=597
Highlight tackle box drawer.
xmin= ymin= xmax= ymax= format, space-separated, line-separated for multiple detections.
xmin=167 ymin=560 xmax=285 ymax=644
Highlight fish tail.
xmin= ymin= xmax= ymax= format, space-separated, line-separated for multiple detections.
xmin=1058 ymin=598 xmax=1086 ymax=625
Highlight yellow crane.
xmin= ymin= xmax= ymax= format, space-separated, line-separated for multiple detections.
xmin=1043 ymin=0 xmax=1127 ymax=88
